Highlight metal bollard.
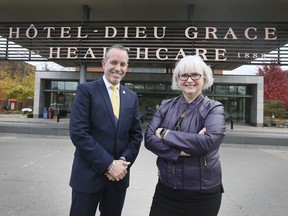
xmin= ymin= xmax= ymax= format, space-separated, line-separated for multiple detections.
xmin=57 ymin=109 xmax=60 ymax=122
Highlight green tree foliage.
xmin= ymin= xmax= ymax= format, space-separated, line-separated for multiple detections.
xmin=0 ymin=61 xmax=35 ymax=103
xmin=0 ymin=61 xmax=35 ymax=80
xmin=257 ymin=64 xmax=288 ymax=113
xmin=264 ymin=100 xmax=287 ymax=118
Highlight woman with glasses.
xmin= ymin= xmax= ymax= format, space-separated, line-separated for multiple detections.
xmin=145 ymin=55 xmax=226 ymax=216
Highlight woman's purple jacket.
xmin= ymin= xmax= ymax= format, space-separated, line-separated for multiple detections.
xmin=145 ymin=94 xmax=226 ymax=190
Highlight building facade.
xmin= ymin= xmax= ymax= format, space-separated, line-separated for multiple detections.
xmin=34 ymin=70 xmax=263 ymax=126
xmin=1 ymin=1 xmax=287 ymax=127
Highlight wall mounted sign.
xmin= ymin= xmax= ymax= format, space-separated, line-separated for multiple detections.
xmin=0 ymin=21 xmax=287 ymax=70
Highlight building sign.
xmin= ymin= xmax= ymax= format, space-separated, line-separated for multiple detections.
xmin=0 ymin=21 xmax=287 ymax=69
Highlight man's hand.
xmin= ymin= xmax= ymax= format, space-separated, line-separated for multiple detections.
xmin=105 ymin=160 xmax=130 ymax=181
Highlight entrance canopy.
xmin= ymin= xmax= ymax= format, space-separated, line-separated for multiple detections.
xmin=1 ymin=0 xmax=287 ymax=22
xmin=0 ymin=0 xmax=288 ymax=70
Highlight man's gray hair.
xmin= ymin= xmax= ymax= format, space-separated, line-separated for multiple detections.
xmin=104 ymin=44 xmax=129 ymax=62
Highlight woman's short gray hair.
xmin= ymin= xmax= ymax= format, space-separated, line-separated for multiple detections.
xmin=171 ymin=55 xmax=214 ymax=90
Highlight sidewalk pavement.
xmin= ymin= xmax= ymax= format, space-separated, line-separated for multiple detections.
xmin=1 ymin=114 xmax=288 ymax=216
xmin=0 ymin=133 xmax=288 ymax=216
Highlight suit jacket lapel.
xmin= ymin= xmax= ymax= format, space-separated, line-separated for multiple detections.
xmin=96 ymin=78 xmax=118 ymax=131
xmin=119 ymin=86 xmax=126 ymax=124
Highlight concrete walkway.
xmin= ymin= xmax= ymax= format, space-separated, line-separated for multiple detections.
xmin=0 ymin=135 xmax=287 ymax=216
xmin=1 ymin=114 xmax=288 ymax=215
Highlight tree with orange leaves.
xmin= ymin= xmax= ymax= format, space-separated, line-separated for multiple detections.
xmin=257 ymin=64 xmax=288 ymax=109
xmin=257 ymin=64 xmax=288 ymax=119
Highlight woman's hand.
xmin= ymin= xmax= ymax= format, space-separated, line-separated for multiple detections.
xmin=155 ymin=128 xmax=162 ymax=138
xmin=198 ymin=127 xmax=206 ymax=134
xmin=155 ymin=128 xmax=168 ymax=140
xmin=180 ymin=151 xmax=191 ymax=156
xmin=180 ymin=127 xmax=206 ymax=156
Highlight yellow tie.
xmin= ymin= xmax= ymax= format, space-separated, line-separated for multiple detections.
xmin=110 ymin=85 xmax=119 ymax=118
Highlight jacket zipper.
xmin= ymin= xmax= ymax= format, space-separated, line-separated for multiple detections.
xmin=172 ymin=163 xmax=176 ymax=189
xmin=203 ymin=156 xmax=211 ymax=181
xmin=203 ymin=156 xmax=208 ymax=166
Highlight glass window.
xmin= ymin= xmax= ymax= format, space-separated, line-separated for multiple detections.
xmin=155 ymin=83 xmax=166 ymax=91
xmin=46 ymin=82 xmax=51 ymax=89
xmin=203 ymin=87 xmax=213 ymax=95
xmin=214 ymin=85 xmax=247 ymax=96
xmin=51 ymin=81 xmax=58 ymax=90
xmin=58 ymin=82 xmax=65 ymax=90
xmin=229 ymin=86 xmax=238 ymax=95
xmin=65 ymin=82 xmax=78 ymax=91
xmin=237 ymin=86 xmax=246 ymax=95
xmin=214 ymin=85 xmax=229 ymax=95
xmin=134 ymin=83 xmax=144 ymax=90
xmin=125 ymin=82 xmax=134 ymax=90
xmin=214 ymin=96 xmax=250 ymax=124
xmin=145 ymin=83 xmax=154 ymax=91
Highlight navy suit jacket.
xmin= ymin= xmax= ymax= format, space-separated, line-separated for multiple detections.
xmin=69 ymin=78 xmax=143 ymax=193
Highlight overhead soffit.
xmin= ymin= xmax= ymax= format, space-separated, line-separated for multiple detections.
xmin=1 ymin=0 xmax=288 ymax=22
xmin=0 ymin=0 xmax=288 ymax=70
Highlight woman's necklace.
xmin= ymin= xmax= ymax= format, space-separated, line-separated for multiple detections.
xmin=174 ymin=103 xmax=190 ymax=131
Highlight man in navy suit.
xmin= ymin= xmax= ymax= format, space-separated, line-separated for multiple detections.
xmin=69 ymin=44 xmax=143 ymax=216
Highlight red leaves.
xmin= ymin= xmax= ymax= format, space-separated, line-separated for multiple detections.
xmin=257 ymin=64 xmax=288 ymax=108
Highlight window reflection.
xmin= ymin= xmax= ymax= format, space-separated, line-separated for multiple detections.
xmin=58 ymin=82 xmax=65 ymax=90
xmin=237 ymin=86 xmax=246 ymax=95
xmin=45 ymin=80 xmax=252 ymax=124
xmin=134 ymin=83 xmax=144 ymax=90
xmin=155 ymin=83 xmax=166 ymax=91
xmin=48 ymin=81 xmax=78 ymax=90
xmin=145 ymin=83 xmax=154 ymax=91
xmin=65 ymin=82 xmax=78 ymax=91
xmin=125 ymin=83 xmax=134 ymax=90
xmin=214 ymin=85 xmax=247 ymax=95
xmin=124 ymin=82 xmax=169 ymax=92
xmin=51 ymin=81 xmax=58 ymax=90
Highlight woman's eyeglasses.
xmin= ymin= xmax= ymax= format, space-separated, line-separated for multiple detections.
xmin=178 ymin=73 xmax=202 ymax=81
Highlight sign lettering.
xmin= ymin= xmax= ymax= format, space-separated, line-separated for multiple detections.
xmin=0 ymin=21 xmax=287 ymax=66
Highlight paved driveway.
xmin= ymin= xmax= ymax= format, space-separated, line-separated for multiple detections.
xmin=0 ymin=135 xmax=288 ymax=216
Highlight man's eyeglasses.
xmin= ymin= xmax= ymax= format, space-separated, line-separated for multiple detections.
xmin=178 ymin=73 xmax=202 ymax=81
